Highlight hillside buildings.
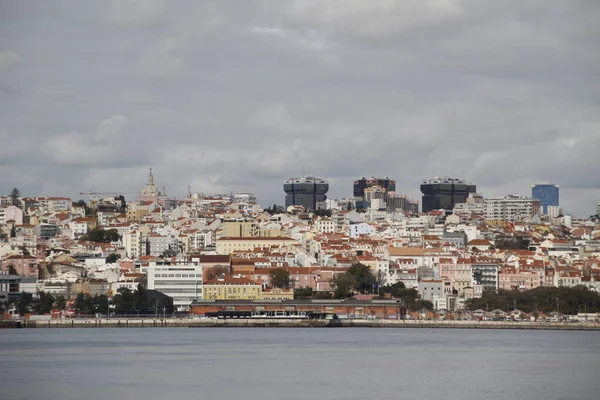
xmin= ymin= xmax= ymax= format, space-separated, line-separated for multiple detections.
xmin=2 ymin=169 xmax=599 ymax=317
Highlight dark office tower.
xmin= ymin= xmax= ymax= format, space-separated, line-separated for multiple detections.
xmin=420 ymin=177 xmax=476 ymax=212
xmin=353 ymin=177 xmax=396 ymax=198
xmin=531 ymin=184 xmax=559 ymax=214
xmin=284 ymin=176 xmax=329 ymax=211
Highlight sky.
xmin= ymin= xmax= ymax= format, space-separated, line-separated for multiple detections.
xmin=1 ymin=0 xmax=599 ymax=217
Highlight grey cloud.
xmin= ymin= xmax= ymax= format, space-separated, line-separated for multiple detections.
xmin=0 ymin=0 xmax=599 ymax=216
xmin=0 ymin=51 xmax=19 ymax=73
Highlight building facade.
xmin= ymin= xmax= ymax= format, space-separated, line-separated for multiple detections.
xmin=531 ymin=184 xmax=559 ymax=214
xmin=485 ymin=195 xmax=541 ymax=221
xmin=353 ymin=177 xmax=396 ymax=198
xmin=420 ymin=178 xmax=476 ymax=212
xmin=203 ymin=276 xmax=262 ymax=300
xmin=284 ymin=176 xmax=329 ymax=211
xmin=146 ymin=264 xmax=203 ymax=310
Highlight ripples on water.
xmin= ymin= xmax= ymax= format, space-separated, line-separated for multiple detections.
xmin=1 ymin=328 xmax=599 ymax=400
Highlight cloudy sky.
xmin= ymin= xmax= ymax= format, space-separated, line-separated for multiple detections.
xmin=1 ymin=0 xmax=599 ymax=216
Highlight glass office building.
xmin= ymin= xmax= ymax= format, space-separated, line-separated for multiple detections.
xmin=531 ymin=184 xmax=559 ymax=214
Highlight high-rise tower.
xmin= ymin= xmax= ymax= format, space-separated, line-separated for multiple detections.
xmin=531 ymin=184 xmax=559 ymax=214
xmin=283 ymin=176 xmax=329 ymax=211
xmin=420 ymin=177 xmax=476 ymax=212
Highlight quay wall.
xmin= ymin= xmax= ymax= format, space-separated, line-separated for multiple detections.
xmin=18 ymin=318 xmax=600 ymax=330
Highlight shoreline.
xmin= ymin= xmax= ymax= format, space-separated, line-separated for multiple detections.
xmin=14 ymin=318 xmax=600 ymax=331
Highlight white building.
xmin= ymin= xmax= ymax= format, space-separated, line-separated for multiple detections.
xmin=0 ymin=205 xmax=24 ymax=225
xmin=547 ymin=206 xmax=562 ymax=218
xmin=316 ymin=217 xmax=335 ymax=234
xmin=347 ymin=222 xmax=376 ymax=238
xmin=147 ymin=264 xmax=203 ymax=310
xmin=147 ymin=233 xmax=179 ymax=256
xmin=122 ymin=231 xmax=144 ymax=258
xmin=485 ymin=195 xmax=541 ymax=222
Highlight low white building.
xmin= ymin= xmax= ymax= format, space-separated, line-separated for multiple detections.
xmin=347 ymin=222 xmax=375 ymax=238
xmin=147 ymin=264 xmax=203 ymax=311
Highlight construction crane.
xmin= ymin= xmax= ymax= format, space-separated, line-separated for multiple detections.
xmin=79 ymin=192 xmax=138 ymax=202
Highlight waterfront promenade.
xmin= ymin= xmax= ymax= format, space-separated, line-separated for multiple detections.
xmin=16 ymin=317 xmax=600 ymax=330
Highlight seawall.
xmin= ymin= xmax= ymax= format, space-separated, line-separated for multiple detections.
xmin=18 ymin=318 xmax=600 ymax=330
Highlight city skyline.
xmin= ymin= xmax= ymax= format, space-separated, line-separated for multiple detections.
xmin=1 ymin=1 xmax=599 ymax=216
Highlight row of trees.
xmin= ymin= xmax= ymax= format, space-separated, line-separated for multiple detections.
xmin=3 ymin=291 xmax=66 ymax=315
xmin=1 ymin=284 xmax=156 ymax=316
xmin=465 ymin=286 xmax=600 ymax=315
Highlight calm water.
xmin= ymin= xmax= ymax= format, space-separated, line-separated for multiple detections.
xmin=1 ymin=327 xmax=599 ymax=400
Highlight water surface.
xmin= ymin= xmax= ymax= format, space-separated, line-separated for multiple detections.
xmin=1 ymin=328 xmax=599 ymax=400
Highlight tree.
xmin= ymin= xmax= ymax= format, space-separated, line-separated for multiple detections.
xmin=16 ymin=293 xmax=33 ymax=316
xmin=379 ymin=282 xmax=406 ymax=298
xmin=347 ymin=263 xmax=377 ymax=294
xmin=82 ymin=228 xmax=121 ymax=243
xmin=55 ymin=295 xmax=66 ymax=311
xmin=132 ymin=283 xmax=149 ymax=312
xmin=10 ymin=224 xmax=16 ymax=238
xmin=473 ymin=271 xmax=483 ymax=285
xmin=9 ymin=188 xmax=21 ymax=207
xmin=113 ymin=287 xmax=134 ymax=314
xmin=294 ymin=287 xmax=313 ymax=299
xmin=105 ymin=253 xmax=121 ymax=263
xmin=74 ymin=293 xmax=94 ymax=315
xmin=270 ymin=268 xmax=291 ymax=289
xmin=94 ymin=294 xmax=109 ymax=315
xmin=331 ymin=273 xmax=357 ymax=299
xmin=32 ymin=291 xmax=55 ymax=314
xmin=8 ymin=264 xmax=17 ymax=275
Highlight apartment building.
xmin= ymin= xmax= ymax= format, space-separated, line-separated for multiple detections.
xmin=485 ymin=195 xmax=540 ymax=221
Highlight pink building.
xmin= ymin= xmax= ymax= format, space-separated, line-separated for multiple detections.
xmin=1 ymin=255 xmax=39 ymax=277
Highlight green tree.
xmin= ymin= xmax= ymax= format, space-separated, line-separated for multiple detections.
xmin=113 ymin=287 xmax=134 ymax=314
xmin=35 ymin=291 xmax=56 ymax=314
xmin=294 ymin=287 xmax=313 ymax=299
xmin=347 ymin=263 xmax=377 ymax=294
xmin=94 ymin=294 xmax=109 ymax=315
xmin=82 ymin=228 xmax=121 ymax=243
xmin=10 ymin=224 xmax=16 ymax=238
xmin=379 ymin=282 xmax=406 ymax=298
xmin=16 ymin=293 xmax=33 ymax=316
xmin=8 ymin=264 xmax=18 ymax=275
xmin=270 ymin=268 xmax=291 ymax=289
xmin=132 ymin=283 xmax=149 ymax=312
xmin=473 ymin=271 xmax=483 ymax=285
xmin=105 ymin=253 xmax=121 ymax=263
xmin=74 ymin=293 xmax=94 ymax=315
xmin=331 ymin=273 xmax=357 ymax=299
xmin=55 ymin=295 xmax=66 ymax=311
xmin=9 ymin=188 xmax=21 ymax=207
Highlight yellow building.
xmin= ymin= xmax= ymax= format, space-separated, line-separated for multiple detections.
xmin=203 ymin=276 xmax=262 ymax=300
xmin=216 ymin=237 xmax=298 ymax=255
xmin=222 ymin=221 xmax=256 ymax=237
xmin=261 ymin=288 xmax=294 ymax=300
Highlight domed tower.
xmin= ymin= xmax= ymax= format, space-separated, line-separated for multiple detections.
xmin=140 ymin=168 xmax=160 ymax=203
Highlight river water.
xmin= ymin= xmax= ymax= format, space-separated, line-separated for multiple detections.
xmin=1 ymin=328 xmax=599 ymax=400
